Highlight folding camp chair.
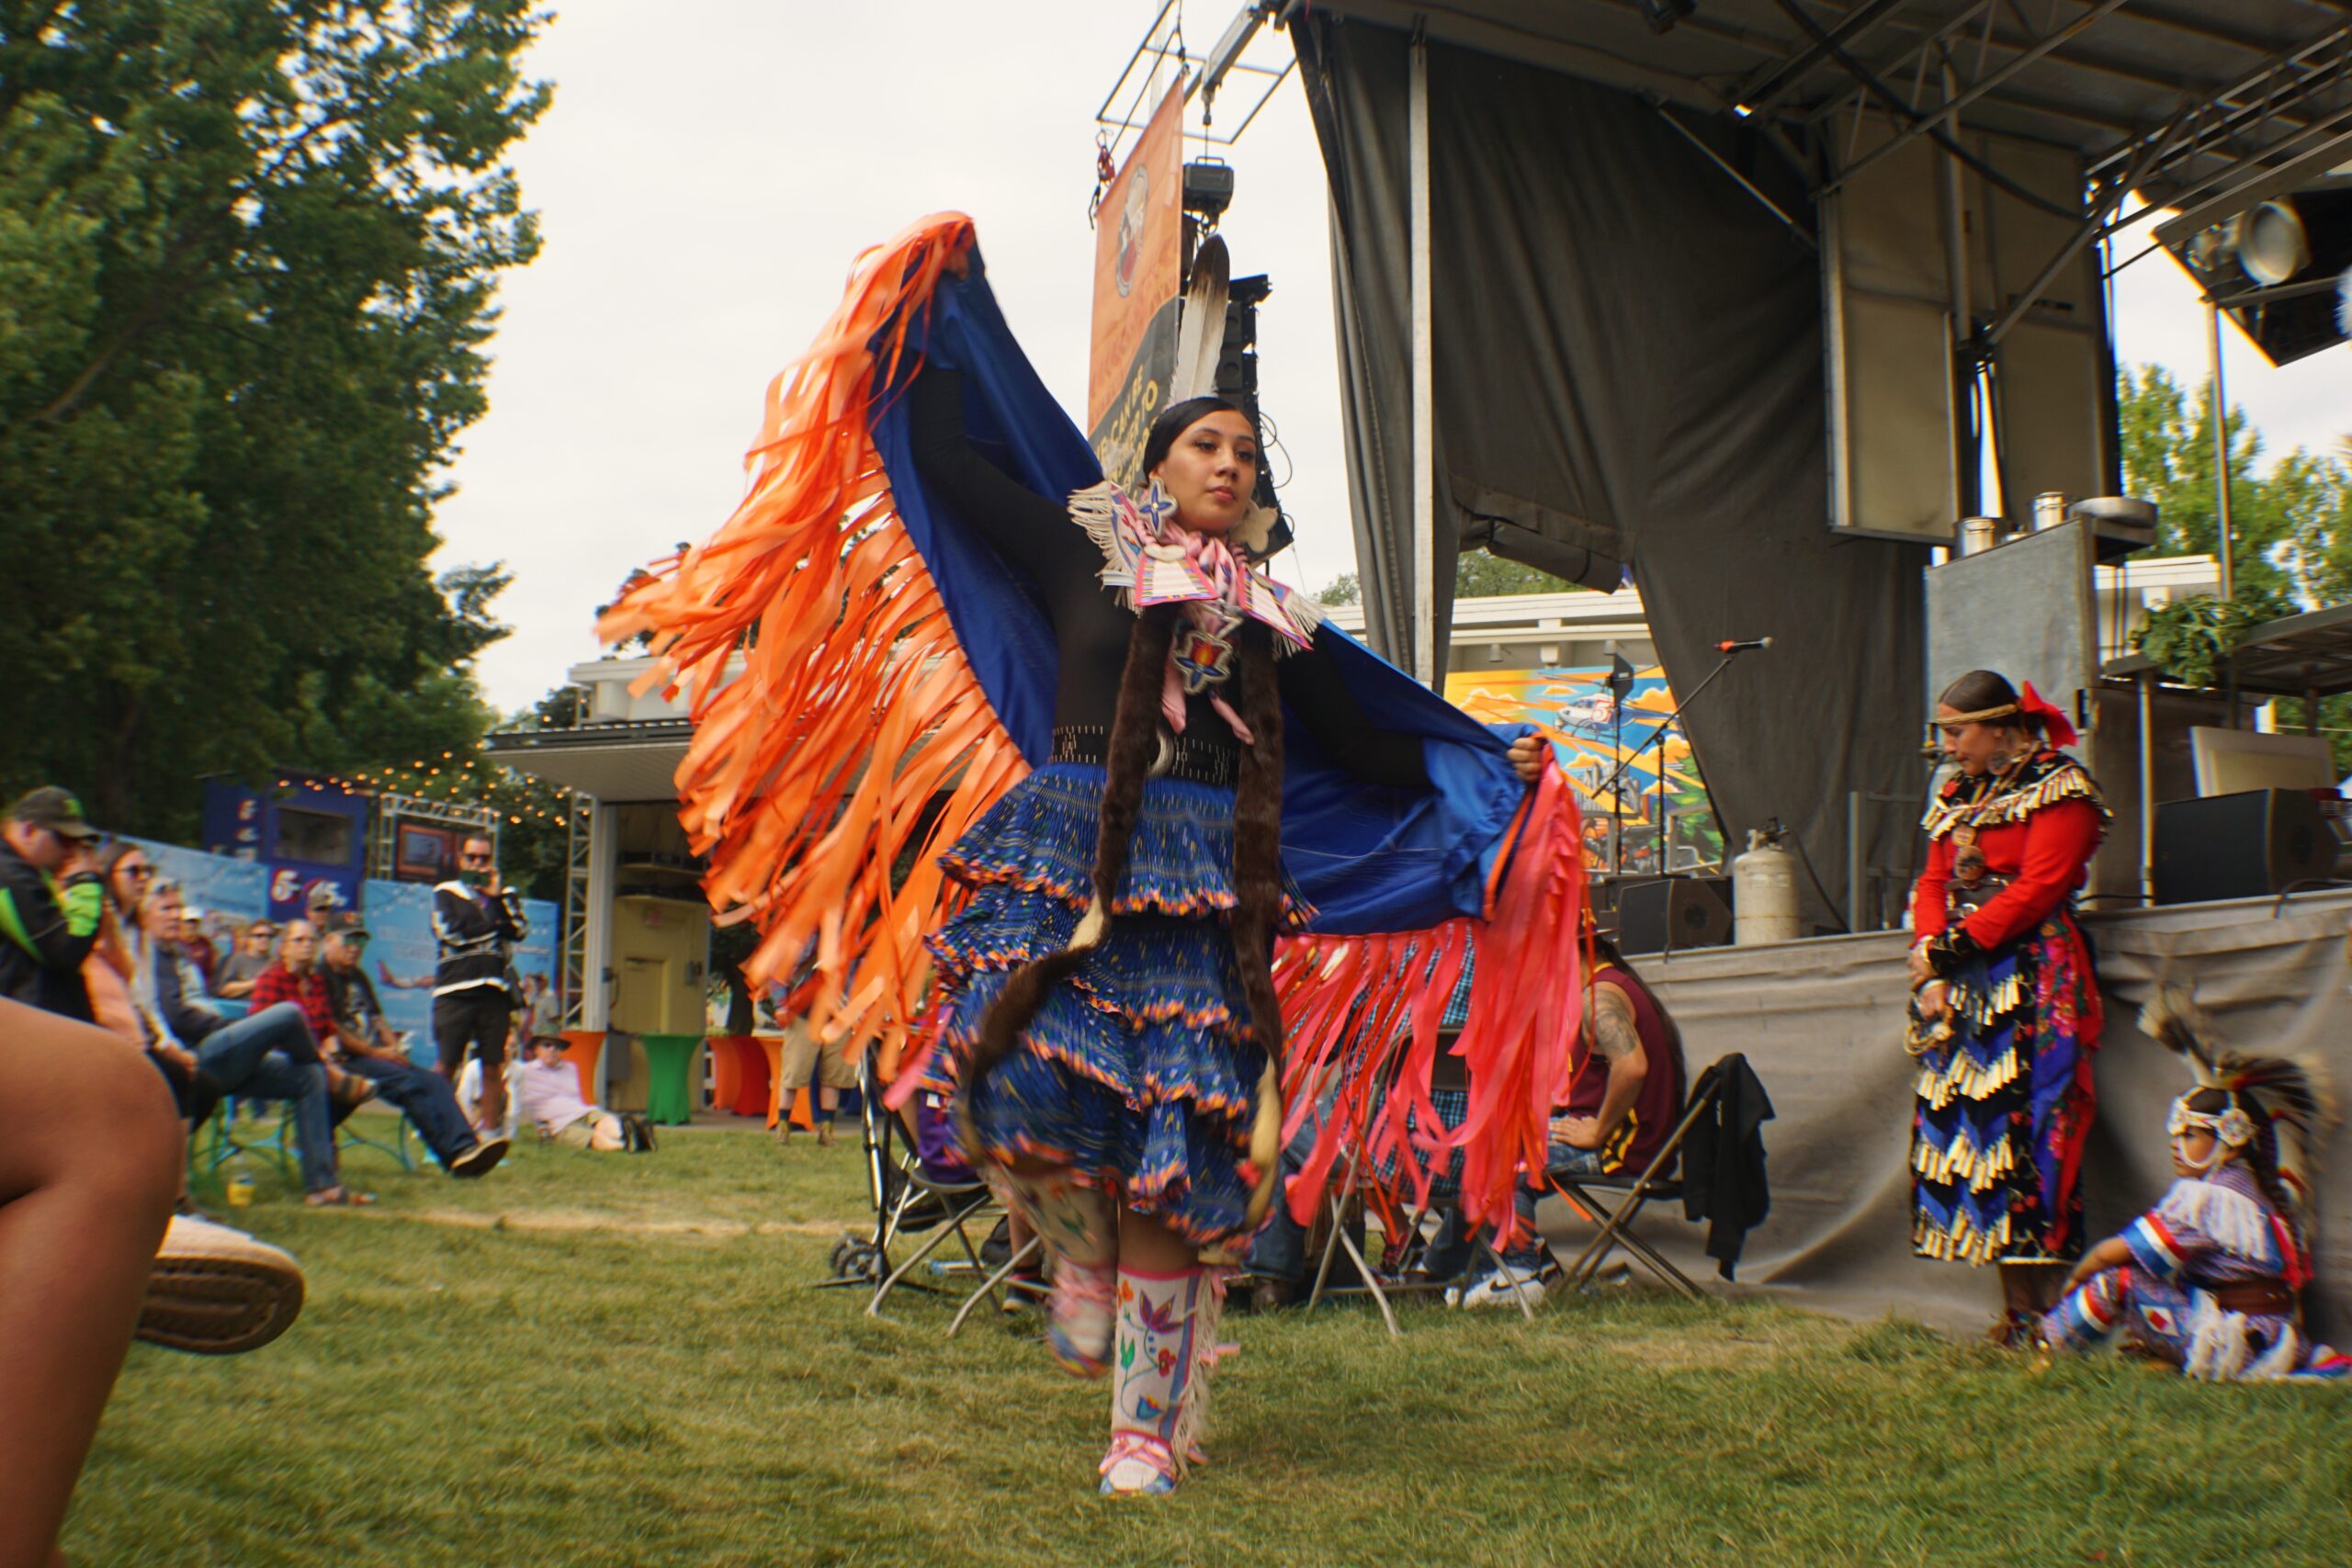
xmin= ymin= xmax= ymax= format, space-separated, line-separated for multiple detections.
xmin=195 ymin=1097 xmax=298 ymax=1182
xmin=944 ymin=1232 xmax=1043 ymax=1337
xmin=339 ymin=1105 xmax=419 ymax=1172
xmin=861 ymin=1134 xmax=1005 ymax=1320
xmin=1546 ymin=1057 xmax=1729 ymax=1302
xmin=808 ymin=1054 xmax=1018 ymax=1324
xmin=1296 ymin=1029 xmax=1467 ymax=1336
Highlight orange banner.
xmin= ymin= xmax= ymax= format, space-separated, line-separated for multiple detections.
xmin=1087 ymin=78 xmax=1184 ymax=479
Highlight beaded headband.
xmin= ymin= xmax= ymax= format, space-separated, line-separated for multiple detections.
xmin=1938 ymin=703 xmax=2020 ymax=726
xmin=2167 ymin=1095 xmax=2256 ymax=1149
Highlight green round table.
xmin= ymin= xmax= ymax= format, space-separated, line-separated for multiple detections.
xmin=638 ymin=1033 xmax=705 ymax=1125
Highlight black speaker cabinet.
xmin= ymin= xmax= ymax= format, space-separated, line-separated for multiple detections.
xmin=2152 ymin=789 xmax=2335 ymax=906
xmin=1614 ymin=876 xmax=1733 ymax=955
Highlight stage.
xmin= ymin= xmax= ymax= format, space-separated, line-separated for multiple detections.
xmin=1544 ymin=891 xmax=2352 ymax=1342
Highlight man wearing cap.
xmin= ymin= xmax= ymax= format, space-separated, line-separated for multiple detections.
xmin=176 ymin=907 xmax=220 ymax=996
xmin=0 ymin=786 xmax=107 ymax=1021
xmin=319 ymin=912 xmax=507 ymax=1178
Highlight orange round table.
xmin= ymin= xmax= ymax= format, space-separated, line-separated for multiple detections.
xmin=706 ymin=1035 xmax=770 ymax=1117
xmin=558 ymin=1031 xmax=605 ymax=1105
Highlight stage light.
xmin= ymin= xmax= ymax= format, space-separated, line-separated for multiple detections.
xmin=1638 ymin=0 xmax=1697 ymax=34
xmin=2238 ymin=200 xmax=2311 ymax=287
xmin=1182 ymin=159 xmax=1235 ymax=224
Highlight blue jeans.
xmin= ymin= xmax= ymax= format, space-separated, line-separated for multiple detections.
xmin=1243 ymin=1096 xmax=1339 ymax=1284
xmin=1424 ymin=1143 xmax=1608 ymax=1275
xmin=195 ymin=1003 xmax=338 ymax=1193
xmin=343 ymin=1054 xmax=478 ymax=1167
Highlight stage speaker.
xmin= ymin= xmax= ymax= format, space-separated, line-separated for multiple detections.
xmin=1615 ymin=876 xmax=1733 ymax=955
xmin=2152 ymin=789 xmax=2335 ymax=906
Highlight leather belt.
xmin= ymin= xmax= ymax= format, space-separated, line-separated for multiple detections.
xmin=1949 ymin=874 xmax=2013 ymax=913
xmin=2206 ymin=1280 xmax=2299 ymax=1316
xmin=1049 ymin=725 xmax=1239 ymax=789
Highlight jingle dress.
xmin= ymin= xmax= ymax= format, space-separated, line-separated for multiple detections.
xmin=1907 ymin=748 xmax=2108 ymax=1264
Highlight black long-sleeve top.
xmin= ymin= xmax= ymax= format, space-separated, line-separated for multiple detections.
xmin=906 ymin=369 xmax=1429 ymax=791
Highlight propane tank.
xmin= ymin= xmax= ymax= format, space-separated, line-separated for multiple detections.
xmin=1732 ymin=827 xmax=1803 ymax=946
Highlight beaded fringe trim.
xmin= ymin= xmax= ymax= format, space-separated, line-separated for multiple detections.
xmin=1921 ymin=760 xmax=2108 ymax=841
xmin=1914 ymin=1210 xmax=2014 ymax=1266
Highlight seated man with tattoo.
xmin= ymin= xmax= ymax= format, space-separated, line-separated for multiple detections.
xmin=1450 ymin=931 xmax=1689 ymax=1307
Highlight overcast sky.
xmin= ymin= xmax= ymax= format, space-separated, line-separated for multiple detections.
xmin=438 ymin=3 xmax=2352 ymax=713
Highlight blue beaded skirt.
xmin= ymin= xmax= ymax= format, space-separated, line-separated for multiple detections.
xmin=922 ymin=762 xmax=1309 ymax=1247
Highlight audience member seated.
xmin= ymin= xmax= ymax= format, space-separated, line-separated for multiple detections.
xmin=85 ymin=840 xmax=153 ymax=1042
xmin=87 ymin=844 xmax=220 ymax=1130
xmin=154 ymin=904 xmax=373 ymax=1206
xmin=213 ymin=918 xmax=277 ymax=1000
xmin=0 ymin=785 xmax=107 ymax=1021
xmin=176 ymin=905 xmax=220 ymax=995
xmin=1446 ymin=932 xmax=1688 ymax=1309
xmin=318 ymin=913 xmax=508 ymax=1178
xmin=0 ymin=994 xmax=181 ymax=1568
xmin=514 ymin=1033 xmax=650 ymax=1151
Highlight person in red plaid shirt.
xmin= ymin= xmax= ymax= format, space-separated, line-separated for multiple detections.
xmin=248 ymin=921 xmax=339 ymax=1046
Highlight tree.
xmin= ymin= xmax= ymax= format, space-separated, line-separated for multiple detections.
xmin=1455 ymin=550 xmax=1572 ymax=597
xmin=1316 ymin=550 xmax=1576 ymax=607
xmin=0 ymin=1 xmax=549 ymax=838
xmin=1317 ymin=571 xmax=1361 ymax=606
xmin=2119 ymin=365 xmax=2352 ymax=773
xmin=2115 ymin=364 xmax=2352 ymax=604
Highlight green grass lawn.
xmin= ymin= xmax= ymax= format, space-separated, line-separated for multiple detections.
xmin=68 ymin=1122 xmax=2352 ymax=1567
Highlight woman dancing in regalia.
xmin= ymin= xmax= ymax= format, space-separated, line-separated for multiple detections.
xmin=604 ymin=217 xmax=1589 ymax=1495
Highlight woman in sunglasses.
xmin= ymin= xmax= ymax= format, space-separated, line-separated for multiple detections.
xmin=1905 ymin=670 xmax=2109 ymax=1344
xmin=84 ymin=844 xmax=222 ymax=1130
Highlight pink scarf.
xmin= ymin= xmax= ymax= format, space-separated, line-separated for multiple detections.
xmin=1158 ymin=524 xmax=1256 ymax=745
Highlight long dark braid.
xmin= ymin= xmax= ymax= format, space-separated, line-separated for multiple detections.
xmin=1229 ymin=626 xmax=1288 ymax=1007
xmin=960 ymin=606 xmax=1292 ymax=1210
xmin=1229 ymin=624 xmax=1290 ymax=1220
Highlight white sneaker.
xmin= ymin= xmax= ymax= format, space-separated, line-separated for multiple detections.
xmin=140 ymin=1215 xmax=306 ymax=1355
xmin=1453 ymin=1261 xmax=1554 ymax=1310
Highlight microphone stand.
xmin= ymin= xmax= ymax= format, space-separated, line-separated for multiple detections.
xmin=1590 ymin=648 xmax=1754 ymax=879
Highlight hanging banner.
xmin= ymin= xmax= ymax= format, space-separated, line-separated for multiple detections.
xmin=1087 ymin=77 xmax=1186 ymax=491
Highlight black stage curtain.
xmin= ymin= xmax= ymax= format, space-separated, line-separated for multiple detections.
xmin=1295 ymin=17 xmax=1928 ymax=926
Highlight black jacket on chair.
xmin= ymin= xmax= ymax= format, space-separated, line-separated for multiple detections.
xmin=1679 ymin=1054 xmax=1772 ymax=1280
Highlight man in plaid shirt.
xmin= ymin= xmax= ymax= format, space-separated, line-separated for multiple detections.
xmin=247 ymin=921 xmax=338 ymax=1045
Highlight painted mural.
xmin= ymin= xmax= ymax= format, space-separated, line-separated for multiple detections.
xmin=1444 ymin=663 xmax=1721 ymax=873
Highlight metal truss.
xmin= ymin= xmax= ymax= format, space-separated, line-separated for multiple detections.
xmin=561 ymin=789 xmax=591 ymax=1030
xmin=1771 ymin=3 xmax=2352 ymax=345
xmin=363 ymin=791 xmax=503 ymax=882
xmin=1094 ymin=0 xmax=1297 ymax=160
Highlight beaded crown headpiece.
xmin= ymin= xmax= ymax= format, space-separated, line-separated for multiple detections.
xmin=2142 ymin=985 xmax=2335 ymax=1211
